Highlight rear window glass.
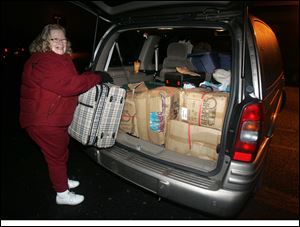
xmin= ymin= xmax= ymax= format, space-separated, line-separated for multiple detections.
xmin=109 ymin=27 xmax=232 ymax=71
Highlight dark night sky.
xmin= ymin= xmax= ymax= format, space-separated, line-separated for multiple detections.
xmin=248 ymin=2 xmax=299 ymax=84
xmin=0 ymin=1 xmax=107 ymax=53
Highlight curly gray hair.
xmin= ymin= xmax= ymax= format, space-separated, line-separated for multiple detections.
xmin=29 ymin=24 xmax=72 ymax=54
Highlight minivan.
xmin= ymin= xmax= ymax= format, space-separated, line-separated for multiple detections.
xmin=73 ymin=1 xmax=286 ymax=217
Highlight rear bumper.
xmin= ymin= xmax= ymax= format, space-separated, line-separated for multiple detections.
xmin=85 ymin=146 xmax=250 ymax=217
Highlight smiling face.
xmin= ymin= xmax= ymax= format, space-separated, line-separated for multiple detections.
xmin=49 ymin=29 xmax=67 ymax=55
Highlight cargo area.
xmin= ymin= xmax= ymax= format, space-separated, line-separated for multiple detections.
xmin=104 ymin=27 xmax=232 ymax=172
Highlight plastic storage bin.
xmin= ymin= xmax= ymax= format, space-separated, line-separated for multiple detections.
xmin=189 ymin=52 xmax=220 ymax=74
xmin=218 ymin=53 xmax=231 ymax=70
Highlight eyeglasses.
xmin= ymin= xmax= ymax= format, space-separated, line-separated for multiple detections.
xmin=49 ymin=38 xmax=67 ymax=43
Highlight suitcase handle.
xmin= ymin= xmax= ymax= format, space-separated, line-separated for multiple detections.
xmin=95 ymin=83 xmax=110 ymax=101
xmin=95 ymin=85 xmax=100 ymax=102
xmin=102 ymin=83 xmax=110 ymax=97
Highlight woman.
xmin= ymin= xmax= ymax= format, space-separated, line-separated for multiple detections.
xmin=19 ymin=24 xmax=102 ymax=205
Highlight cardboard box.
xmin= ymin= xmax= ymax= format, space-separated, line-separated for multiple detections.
xmin=120 ymin=84 xmax=180 ymax=145
xmin=147 ymin=86 xmax=180 ymax=145
xmin=119 ymin=92 xmax=139 ymax=137
xmin=134 ymin=90 xmax=149 ymax=141
xmin=119 ymin=82 xmax=149 ymax=139
xmin=178 ymin=88 xmax=229 ymax=130
xmin=165 ymin=120 xmax=221 ymax=160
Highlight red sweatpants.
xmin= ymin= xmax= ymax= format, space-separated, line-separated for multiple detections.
xmin=26 ymin=126 xmax=70 ymax=192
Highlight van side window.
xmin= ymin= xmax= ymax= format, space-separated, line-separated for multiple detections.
xmin=252 ymin=20 xmax=283 ymax=91
xmin=110 ymin=31 xmax=144 ymax=67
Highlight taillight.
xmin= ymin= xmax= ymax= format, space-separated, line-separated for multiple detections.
xmin=233 ymin=103 xmax=262 ymax=162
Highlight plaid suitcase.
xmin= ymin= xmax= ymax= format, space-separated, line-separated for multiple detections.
xmin=68 ymin=83 xmax=109 ymax=145
xmin=95 ymin=85 xmax=126 ymax=148
xmin=68 ymin=83 xmax=126 ymax=148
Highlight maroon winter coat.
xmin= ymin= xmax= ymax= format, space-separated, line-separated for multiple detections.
xmin=19 ymin=51 xmax=101 ymax=128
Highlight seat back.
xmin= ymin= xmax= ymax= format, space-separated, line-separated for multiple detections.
xmin=158 ymin=42 xmax=196 ymax=81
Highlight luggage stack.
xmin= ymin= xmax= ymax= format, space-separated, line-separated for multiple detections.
xmin=119 ymin=82 xmax=229 ymax=161
xmin=120 ymin=82 xmax=179 ymax=145
xmin=68 ymin=83 xmax=126 ymax=148
xmin=166 ymin=88 xmax=229 ymax=160
xmin=165 ymin=120 xmax=221 ymax=160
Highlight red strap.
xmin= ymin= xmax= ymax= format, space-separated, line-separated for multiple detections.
xmin=121 ymin=113 xmax=136 ymax=122
xmin=197 ymin=92 xmax=207 ymax=126
xmin=188 ymin=123 xmax=191 ymax=150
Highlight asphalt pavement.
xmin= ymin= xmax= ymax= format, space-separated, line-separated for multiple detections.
xmin=1 ymin=127 xmax=216 ymax=220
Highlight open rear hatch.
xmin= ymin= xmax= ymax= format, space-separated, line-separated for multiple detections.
xmin=72 ymin=1 xmax=242 ymax=173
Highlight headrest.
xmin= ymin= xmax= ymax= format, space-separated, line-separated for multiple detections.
xmin=167 ymin=42 xmax=189 ymax=58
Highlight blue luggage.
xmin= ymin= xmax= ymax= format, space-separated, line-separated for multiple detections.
xmin=189 ymin=52 xmax=219 ymax=74
xmin=218 ymin=53 xmax=231 ymax=70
